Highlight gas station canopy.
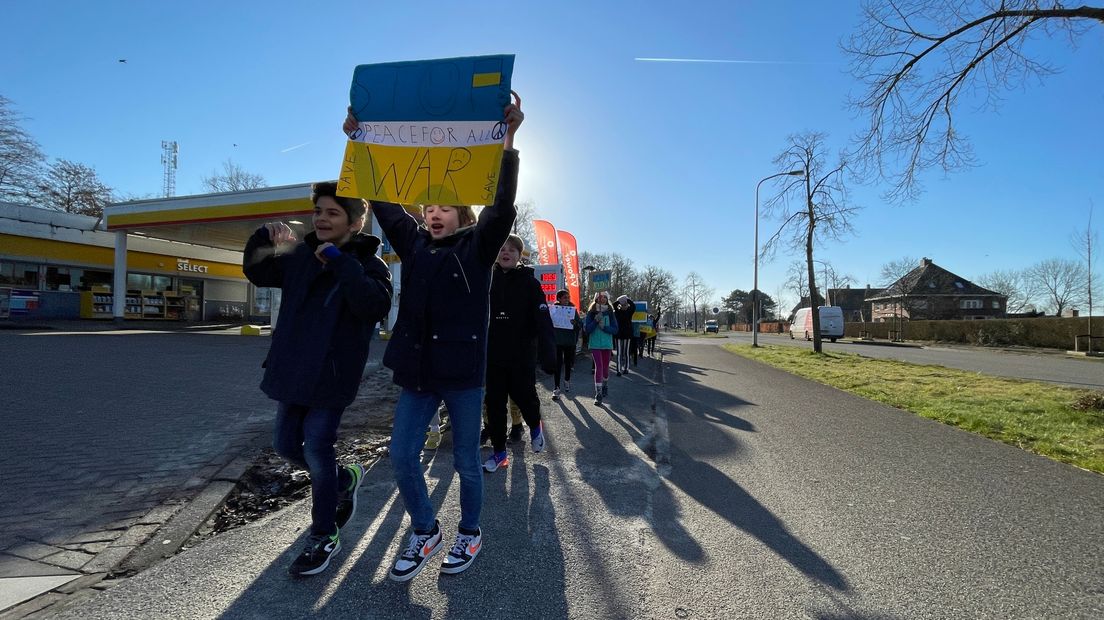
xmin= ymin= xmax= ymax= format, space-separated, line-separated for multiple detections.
xmin=104 ymin=183 xmax=315 ymax=251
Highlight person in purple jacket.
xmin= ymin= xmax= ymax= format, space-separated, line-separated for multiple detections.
xmin=343 ymin=99 xmax=523 ymax=581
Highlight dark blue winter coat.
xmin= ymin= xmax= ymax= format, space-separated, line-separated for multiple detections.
xmin=373 ymin=150 xmax=518 ymax=392
xmin=243 ymin=229 xmax=392 ymax=409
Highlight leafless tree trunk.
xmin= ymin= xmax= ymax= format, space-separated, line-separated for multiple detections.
xmin=202 ymin=159 xmax=267 ymax=193
xmin=845 ymin=0 xmax=1104 ymax=202
xmin=763 ymin=133 xmax=858 ymax=353
xmin=682 ymin=272 xmax=714 ymax=333
xmin=0 ymin=95 xmax=45 ymax=203
xmin=1071 ymin=202 xmax=1098 ymax=350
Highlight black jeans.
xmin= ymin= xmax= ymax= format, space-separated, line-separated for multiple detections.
xmin=484 ymin=362 xmax=541 ymax=452
xmin=554 ymin=345 xmax=575 ymax=388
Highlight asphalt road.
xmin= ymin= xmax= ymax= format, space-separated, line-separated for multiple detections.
xmin=679 ymin=331 xmax=1104 ymax=390
xmin=51 ymin=337 xmax=1104 ymax=619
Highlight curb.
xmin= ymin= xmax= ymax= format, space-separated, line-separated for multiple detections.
xmin=111 ymin=456 xmax=253 ymax=577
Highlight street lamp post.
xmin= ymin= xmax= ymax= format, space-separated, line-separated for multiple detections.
xmin=754 ymin=169 xmax=805 ymax=347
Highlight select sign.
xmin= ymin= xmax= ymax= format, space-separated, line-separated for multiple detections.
xmin=177 ymin=259 xmax=209 ymax=274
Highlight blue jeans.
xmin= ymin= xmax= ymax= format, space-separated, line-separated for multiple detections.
xmin=272 ymin=402 xmax=345 ymax=537
xmin=390 ymin=387 xmax=484 ymax=532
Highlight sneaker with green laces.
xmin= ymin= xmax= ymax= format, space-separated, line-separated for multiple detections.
xmin=335 ymin=463 xmax=365 ymax=530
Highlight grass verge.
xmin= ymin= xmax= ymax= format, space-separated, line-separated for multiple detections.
xmin=723 ymin=344 xmax=1104 ymax=474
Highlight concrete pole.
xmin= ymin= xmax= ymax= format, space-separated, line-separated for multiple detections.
xmin=112 ymin=231 xmax=128 ymax=323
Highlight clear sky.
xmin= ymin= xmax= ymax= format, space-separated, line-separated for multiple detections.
xmin=2 ymin=1 xmax=1101 ymax=311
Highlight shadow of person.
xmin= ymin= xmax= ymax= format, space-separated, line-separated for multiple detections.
xmin=661 ymin=358 xmax=758 ymax=432
xmin=215 ymin=444 xmax=462 ymax=619
xmin=437 ymin=461 xmax=570 ymax=619
xmin=665 ymin=442 xmax=850 ymax=592
xmin=560 ymin=403 xmax=705 ymax=563
xmin=214 ymin=469 xmax=426 ymax=619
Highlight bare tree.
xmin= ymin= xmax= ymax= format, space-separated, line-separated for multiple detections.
xmin=977 ymin=268 xmax=1036 ymax=313
xmin=0 ymin=95 xmax=46 ymax=203
xmin=609 ymin=253 xmax=637 ymax=296
xmin=879 ymin=256 xmax=920 ymax=286
xmin=845 ymin=1 xmax=1104 ymax=201
xmin=1025 ymin=258 xmax=1087 ymax=316
xmin=512 ymin=199 xmax=538 ymax=258
xmin=762 ymin=132 xmax=859 ymax=352
xmin=1071 ymin=202 xmax=1098 ymax=349
xmin=202 ymin=159 xmax=267 ymax=193
xmin=40 ymin=159 xmax=115 ymax=217
xmin=785 ymin=260 xmax=814 ymax=314
xmin=681 ymin=271 xmax=714 ymax=332
xmin=634 ymin=265 xmax=677 ymax=310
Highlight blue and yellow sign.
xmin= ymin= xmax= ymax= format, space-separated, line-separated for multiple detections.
xmin=338 ymin=55 xmax=515 ymax=206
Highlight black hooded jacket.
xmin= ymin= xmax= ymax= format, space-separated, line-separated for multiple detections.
xmin=487 ymin=263 xmax=556 ymax=373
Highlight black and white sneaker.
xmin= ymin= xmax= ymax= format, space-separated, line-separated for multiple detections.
xmin=335 ymin=463 xmax=365 ymax=530
xmin=288 ymin=532 xmax=341 ymax=577
xmin=388 ymin=521 xmax=444 ymax=582
xmin=440 ymin=528 xmax=482 ymax=575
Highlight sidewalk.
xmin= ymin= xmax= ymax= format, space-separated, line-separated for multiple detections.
xmin=34 ymin=353 xmax=666 ymax=620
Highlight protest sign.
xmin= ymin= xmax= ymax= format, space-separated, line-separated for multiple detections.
xmin=549 ymin=304 xmax=577 ymax=330
xmin=339 ymin=55 xmax=515 ymax=206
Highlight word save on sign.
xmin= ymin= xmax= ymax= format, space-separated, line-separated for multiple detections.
xmin=339 ymin=55 xmax=515 ymax=206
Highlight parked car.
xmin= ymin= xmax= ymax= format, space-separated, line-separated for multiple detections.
xmin=789 ymin=306 xmax=844 ymax=342
xmin=704 ymin=319 xmax=719 ymax=334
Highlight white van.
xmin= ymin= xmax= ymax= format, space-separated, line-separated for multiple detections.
xmin=790 ymin=306 xmax=845 ymax=342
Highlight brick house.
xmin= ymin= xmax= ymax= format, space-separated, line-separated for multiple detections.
xmin=866 ymin=258 xmax=1007 ymax=321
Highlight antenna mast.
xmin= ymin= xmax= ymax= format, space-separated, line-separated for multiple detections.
xmin=160 ymin=140 xmax=178 ymax=197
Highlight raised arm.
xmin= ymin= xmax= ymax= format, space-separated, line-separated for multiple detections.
xmin=242 ymin=223 xmax=295 ymax=288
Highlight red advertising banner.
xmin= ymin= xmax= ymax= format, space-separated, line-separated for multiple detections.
xmin=557 ymin=230 xmax=581 ymax=310
xmin=533 ymin=219 xmax=560 ymax=266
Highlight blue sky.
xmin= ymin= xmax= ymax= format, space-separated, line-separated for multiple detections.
xmin=2 ymin=1 xmax=1101 ymax=311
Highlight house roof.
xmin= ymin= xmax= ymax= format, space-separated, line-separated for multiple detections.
xmin=866 ymin=258 xmax=1003 ymax=300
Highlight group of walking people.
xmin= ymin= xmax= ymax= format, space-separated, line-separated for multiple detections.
xmin=242 ymin=95 xmax=658 ymax=583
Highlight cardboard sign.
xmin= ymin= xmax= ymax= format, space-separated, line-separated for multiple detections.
xmin=549 ymin=304 xmax=576 ymax=330
xmin=589 ymin=270 xmax=611 ymax=292
xmin=339 ymin=55 xmax=515 ymax=206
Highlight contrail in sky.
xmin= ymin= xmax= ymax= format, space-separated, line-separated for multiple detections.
xmin=280 ymin=142 xmax=311 ymax=153
xmin=635 ymin=57 xmax=822 ymax=65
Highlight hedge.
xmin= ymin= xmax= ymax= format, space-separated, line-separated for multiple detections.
xmin=843 ymin=317 xmax=1099 ymax=349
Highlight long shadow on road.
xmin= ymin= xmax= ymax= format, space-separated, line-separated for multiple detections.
xmin=618 ymin=347 xmax=850 ymax=592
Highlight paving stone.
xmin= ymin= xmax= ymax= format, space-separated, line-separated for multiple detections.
xmin=39 ymin=550 xmax=93 ymax=572
xmin=62 ymin=531 xmax=122 ymax=546
xmin=106 ymin=525 xmax=160 ymax=550
xmin=2 ymin=543 xmax=61 ymax=562
xmin=52 ymin=572 xmax=106 ymax=594
xmin=74 ymin=542 xmax=111 ymax=555
xmin=133 ymin=503 xmax=184 ymax=526
xmin=81 ymin=545 xmax=136 ymax=575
